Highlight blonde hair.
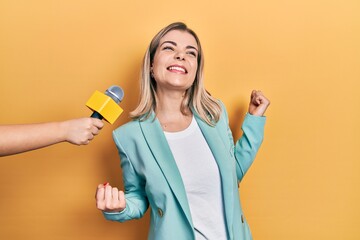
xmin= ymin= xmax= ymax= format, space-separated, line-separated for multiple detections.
xmin=130 ymin=22 xmax=221 ymax=126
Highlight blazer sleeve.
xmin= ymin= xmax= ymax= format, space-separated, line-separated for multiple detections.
xmin=221 ymin=103 xmax=266 ymax=181
xmin=235 ymin=113 xmax=266 ymax=181
xmin=102 ymin=131 xmax=149 ymax=222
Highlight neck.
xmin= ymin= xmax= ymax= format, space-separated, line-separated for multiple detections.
xmin=155 ymin=89 xmax=193 ymax=132
xmin=155 ymin=89 xmax=189 ymax=116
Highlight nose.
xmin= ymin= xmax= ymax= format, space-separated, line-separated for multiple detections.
xmin=174 ymin=51 xmax=185 ymax=61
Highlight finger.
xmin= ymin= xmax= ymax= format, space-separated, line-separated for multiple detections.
xmin=95 ymin=185 xmax=105 ymax=201
xmin=252 ymin=90 xmax=262 ymax=103
xmin=112 ymin=187 xmax=119 ymax=202
xmin=88 ymin=134 xmax=94 ymax=140
xmin=95 ymin=183 xmax=104 ymax=198
xmin=118 ymin=190 xmax=124 ymax=201
xmin=251 ymin=95 xmax=260 ymax=105
xmin=250 ymin=90 xmax=256 ymax=100
xmin=81 ymin=139 xmax=90 ymax=145
xmin=119 ymin=190 xmax=126 ymax=209
xmin=104 ymin=185 xmax=113 ymax=207
xmin=256 ymin=96 xmax=262 ymax=105
xmin=253 ymin=91 xmax=265 ymax=104
xmin=91 ymin=126 xmax=99 ymax=135
xmin=92 ymin=118 xmax=104 ymax=129
xmin=256 ymin=93 xmax=270 ymax=106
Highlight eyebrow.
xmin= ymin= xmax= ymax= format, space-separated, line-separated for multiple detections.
xmin=160 ymin=40 xmax=198 ymax=52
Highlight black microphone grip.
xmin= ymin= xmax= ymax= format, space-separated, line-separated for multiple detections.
xmin=91 ymin=111 xmax=104 ymax=120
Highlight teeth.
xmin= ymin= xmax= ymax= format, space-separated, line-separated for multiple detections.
xmin=168 ymin=66 xmax=186 ymax=73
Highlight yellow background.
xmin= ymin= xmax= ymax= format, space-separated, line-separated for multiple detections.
xmin=1 ymin=0 xmax=359 ymax=239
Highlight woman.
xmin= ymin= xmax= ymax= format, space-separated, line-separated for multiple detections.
xmin=95 ymin=22 xmax=270 ymax=240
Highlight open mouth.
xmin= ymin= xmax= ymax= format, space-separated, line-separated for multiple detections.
xmin=167 ymin=65 xmax=187 ymax=74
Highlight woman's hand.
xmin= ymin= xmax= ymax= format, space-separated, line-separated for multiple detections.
xmin=62 ymin=118 xmax=104 ymax=145
xmin=248 ymin=90 xmax=270 ymax=116
xmin=95 ymin=183 xmax=126 ymax=213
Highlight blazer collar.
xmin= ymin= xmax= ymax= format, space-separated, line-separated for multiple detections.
xmin=139 ymin=111 xmax=234 ymax=232
xmin=139 ymin=112 xmax=193 ymax=227
xmin=193 ymin=112 xmax=235 ymax=232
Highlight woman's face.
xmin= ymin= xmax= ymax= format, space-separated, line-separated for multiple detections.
xmin=152 ymin=29 xmax=198 ymax=93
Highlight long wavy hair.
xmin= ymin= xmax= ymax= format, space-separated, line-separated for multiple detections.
xmin=130 ymin=22 xmax=221 ymax=126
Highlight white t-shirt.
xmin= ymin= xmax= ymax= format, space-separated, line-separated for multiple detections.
xmin=164 ymin=116 xmax=227 ymax=240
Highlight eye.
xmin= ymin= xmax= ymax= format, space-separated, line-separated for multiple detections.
xmin=187 ymin=51 xmax=197 ymax=57
xmin=162 ymin=46 xmax=174 ymax=51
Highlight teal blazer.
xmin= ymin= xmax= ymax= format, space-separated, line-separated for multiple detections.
xmin=103 ymin=103 xmax=266 ymax=240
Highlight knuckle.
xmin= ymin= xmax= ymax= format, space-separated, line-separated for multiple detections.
xmin=120 ymin=201 xmax=126 ymax=209
xmin=96 ymin=202 xmax=105 ymax=210
xmin=105 ymin=202 xmax=113 ymax=209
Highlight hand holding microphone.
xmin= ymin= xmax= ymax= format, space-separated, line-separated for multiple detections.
xmin=0 ymin=85 xmax=124 ymax=157
xmin=65 ymin=85 xmax=124 ymax=145
xmin=65 ymin=85 xmax=125 ymax=145
xmin=60 ymin=117 xmax=104 ymax=145
xmin=0 ymin=118 xmax=104 ymax=156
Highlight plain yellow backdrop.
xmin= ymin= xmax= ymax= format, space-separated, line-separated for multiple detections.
xmin=1 ymin=0 xmax=359 ymax=239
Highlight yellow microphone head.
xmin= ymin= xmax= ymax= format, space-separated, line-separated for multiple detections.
xmin=86 ymin=86 xmax=124 ymax=124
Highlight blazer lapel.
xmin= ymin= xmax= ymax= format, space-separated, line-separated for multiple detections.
xmin=195 ymin=115 xmax=235 ymax=234
xmin=139 ymin=113 xmax=193 ymax=228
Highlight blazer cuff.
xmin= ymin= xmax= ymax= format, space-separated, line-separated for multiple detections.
xmin=102 ymin=208 xmax=126 ymax=221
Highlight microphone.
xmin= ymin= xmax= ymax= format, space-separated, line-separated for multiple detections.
xmin=86 ymin=85 xmax=124 ymax=124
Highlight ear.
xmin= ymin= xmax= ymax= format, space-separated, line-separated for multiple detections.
xmin=150 ymin=65 xmax=154 ymax=78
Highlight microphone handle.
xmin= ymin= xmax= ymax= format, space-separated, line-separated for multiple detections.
xmin=91 ymin=111 xmax=104 ymax=120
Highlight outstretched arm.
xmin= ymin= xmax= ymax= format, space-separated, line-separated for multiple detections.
xmin=0 ymin=117 xmax=104 ymax=157
xmin=232 ymin=90 xmax=270 ymax=180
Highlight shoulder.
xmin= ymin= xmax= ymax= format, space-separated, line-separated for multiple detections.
xmin=216 ymin=99 xmax=229 ymax=122
xmin=113 ymin=120 xmax=140 ymax=134
xmin=218 ymin=99 xmax=227 ymax=112
xmin=112 ymin=119 xmax=142 ymax=142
